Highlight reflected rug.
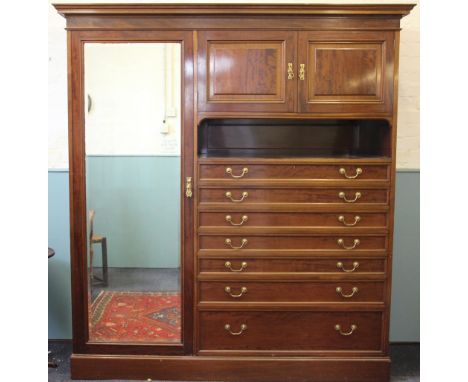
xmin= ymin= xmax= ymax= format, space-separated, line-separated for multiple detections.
xmin=90 ymin=291 xmax=181 ymax=343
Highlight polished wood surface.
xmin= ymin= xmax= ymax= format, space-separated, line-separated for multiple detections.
xmin=55 ymin=3 xmax=415 ymax=380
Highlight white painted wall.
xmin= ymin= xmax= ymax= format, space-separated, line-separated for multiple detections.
xmin=49 ymin=0 xmax=420 ymax=169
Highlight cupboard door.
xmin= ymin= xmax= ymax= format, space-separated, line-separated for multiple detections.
xmin=298 ymin=31 xmax=394 ymax=114
xmin=198 ymin=31 xmax=296 ymax=112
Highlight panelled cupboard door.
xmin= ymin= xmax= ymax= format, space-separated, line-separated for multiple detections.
xmin=298 ymin=31 xmax=395 ymax=114
xmin=197 ymin=31 xmax=296 ymax=112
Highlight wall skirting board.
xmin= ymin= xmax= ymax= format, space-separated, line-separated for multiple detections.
xmin=48 ymin=169 xmax=420 ymax=341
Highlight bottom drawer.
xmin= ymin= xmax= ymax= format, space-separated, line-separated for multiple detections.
xmin=199 ymin=311 xmax=382 ymax=352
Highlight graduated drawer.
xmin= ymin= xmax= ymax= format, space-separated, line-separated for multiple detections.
xmin=199 ymin=212 xmax=387 ymax=228
xmin=199 ymin=235 xmax=387 ymax=251
xmin=199 ymin=281 xmax=385 ymax=303
xmin=199 ymin=187 xmax=389 ymax=204
xmin=199 ymin=257 xmax=386 ymax=273
xmin=200 ymin=163 xmax=389 ymax=181
xmin=198 ymin=311 xmax=382 ymax=351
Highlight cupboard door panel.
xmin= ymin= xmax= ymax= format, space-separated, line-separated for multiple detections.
xmin=198 ymin=31 xmax=296 ymax=112
xmin=298 ymin=31 xmax=394 ymax=114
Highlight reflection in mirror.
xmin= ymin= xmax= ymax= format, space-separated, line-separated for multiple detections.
xmin=84 ymin=43 xmax=182 ymax=344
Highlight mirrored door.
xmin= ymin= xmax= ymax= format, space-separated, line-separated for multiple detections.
xmin=84 ymin=42 xmax=183 ymax=344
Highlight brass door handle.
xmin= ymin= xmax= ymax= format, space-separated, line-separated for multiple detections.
xmin=338 ymin=191 xmax=361 ymax=203
xmin=339 ymin=167 xmax=363 ymax=179
xmin=225 ymin=238 xmax=248 ymax=249
xmin=336 ymin=261 xmax=360 ymax=273
xmin=336 ymin=286 xmax=359 ymax=298
xmin=225 ymin=215 xmax=248 ymax=226
xmin=287 ymin=62 xmax=294 ymax=80
xmin=299 ymin=63 xmax=305 ymax=80
xmin=338 ymin=215 xmax=361 ymax=226
xmin=185 ymin=177 xmax=193 ymax=198
xmin=337 ymin=238 xmax=360 ymax=250
xmin=225 ymin=323 xmax=247 ymax=336
xmin=224 ymin=286 xmax=248 ymax=298
xmin=335 ymin=324 xmax=357 ymax=336
xmin=226 ymin=167 xmax=248 ymax=178
xmin=225 ymin=191 xmax=248 ymax=203
xmin=225 ymin=261 xmax=248 ymax=272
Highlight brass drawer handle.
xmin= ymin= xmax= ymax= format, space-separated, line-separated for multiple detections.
xmin=335 ymin=324 xmax=357 ymax=336
xmin=185 ymin=177 xmax=193 ymax=198
xmin=226 ymin=215 xmax=248 ymax=226
xmin=287 ymin=62 xmax=294 ymax=80
xmin=337 ymin=238 xmax=360 ymax=250
xmin=225 ymin=323 xmax=247 ymax=336
xmin=336 ymin=286 xmax=359 ymax=298
xmin=225 ymin=261 xmax=248 ymax=272
xmin=339 ymin=191 xmax=361 ymax=203
xmin=337 ymin=261 xmax=360 ymax=273
xmin=225 ymin=191 xmax=248 ymax=203
xmin=339 ymin=167 xmax=363 ymax=179
xmin=225 ymin=286 xmax=248 ymax=298
xmin=338 ymin=215 xmax=361 ymax=226
xmin=299 ymin=63 xmax=305 ymax=80
xmin=225 ymin=238 xmax=248 ymax=249
xmin=226 ymin=167 xmax=248 ymax=178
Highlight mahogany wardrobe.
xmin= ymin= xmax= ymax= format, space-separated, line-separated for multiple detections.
xmin=54 ymin=3 xmax=415 ymax=381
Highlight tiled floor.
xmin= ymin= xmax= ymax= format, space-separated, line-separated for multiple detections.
xmin=48 ymin=341 xmax=419 ymax=382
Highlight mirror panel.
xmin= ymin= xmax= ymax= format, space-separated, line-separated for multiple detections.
xmin=84 ymin=43 xmax=182 ymax=344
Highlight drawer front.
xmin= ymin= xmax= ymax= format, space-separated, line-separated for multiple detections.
xmin=199 ymin=281 xmax=385 ymax=303
xmin=199 ymin=212 xmax=387 ymax=228
xmin=199 ymin=235 xmax=387 ymax=251
xmin=200 ymin=164 xmax=389 ymax=181
xmin=199 ymin=311 xmax=382 ymax=351
xmin=199 ymin=258 xmax=386 ymax=273
xmin=200 ymin=188 xmax=388 ymax=204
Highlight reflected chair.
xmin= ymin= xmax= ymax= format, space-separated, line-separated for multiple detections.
xmin=88 ymin=209 xmax=108 ymax=286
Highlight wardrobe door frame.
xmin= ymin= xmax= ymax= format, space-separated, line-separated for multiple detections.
xmin=67 ymin=30 xmax=194 ymax=356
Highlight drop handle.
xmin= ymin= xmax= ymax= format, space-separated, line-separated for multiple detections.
xmin=336 ymin=261 xmax=360 ymax=273
xmin=338 ymin=215 xmax=361 ymax=226
xmin=185 ymin=177 xmax=193 ymax=198
xmin=299 ymin=63 xmax=305 ymax=80
xmin=224 ymin=286 xmax=248 ymax=298
xmin=225 ymin=215 xmax=248 ymax=226
xmin=337 ymin=238 xmax=360 ymax=250
xmin=225 ymin=191 xmax=249 ymax=203
xmin=336 ymin=286 xmax=359 ymax=298
xmin=225 ymin=238 xmax=248 ymax=249
xmin=224 ymin=324 xmax=247 ymax=336
xmin=226 ymin=167 xmax=248 ymax=178
xmin=287 ymin=62 xmax=294 ymax=80
xmin=225 ymin=261 xmax=248 ymax=272
xmin=338 ymin=191 xmax=361 ymax=203
xmin=335 ymin=324 xmax=357 ymax=336
xmin=339 ymin=167 xmax=363 ymax=179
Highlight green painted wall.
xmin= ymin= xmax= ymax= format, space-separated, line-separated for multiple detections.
xmin=48 ymin=169 xmax=420 ymax=341
xmin=86 ymin=156 xmax=181 ymax=268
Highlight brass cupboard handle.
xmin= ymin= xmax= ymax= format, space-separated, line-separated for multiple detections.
xmin=226 ymin=167 xmax=248 ymax=178
xmin=339 ymin=167 xmax=363 ymax=179
xmin=225 ymin=238 xmax=248 ymax=249
xmin=337 ymin=238 xmax=360 ymax=250
xmin=336 ymin=286 xmax=359 ymax=298
xmin=287 ymin=63 xmax=294 ymax=80
xmin=338 ymin=215 xmax=361 ymax=226
xmin=335 ymin=324 xmax=357 ymax=336
xmin=185 ymin=177 xmax=193 ymax=198
xmin=225 ymin=261 xmax=248 ymax=272
xmin=336 ymin=261 xmax=360 ymax=273
xmin=225 ymin=191 xmax=248 ymax=203
xmin=338 ymin=191 xmax=361 ymax=203
xmin=225 ymin=324 xmax=247 ymax=336
xmin=225 ymin=215 xmax=248 ymax=226
xmin=224 ymin=286 xmax=248 ymax=298
xmin=299 ymin=63 xmax=305 ymax=80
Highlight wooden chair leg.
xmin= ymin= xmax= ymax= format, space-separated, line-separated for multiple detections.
xmin=101 ymin=238 xmax=108 ymax=286
xmin=89 ymin=243 xmax=94 ymax=282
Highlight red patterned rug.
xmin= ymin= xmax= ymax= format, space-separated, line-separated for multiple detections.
xmin=90 ymin=291 xmax=181 ymax=343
